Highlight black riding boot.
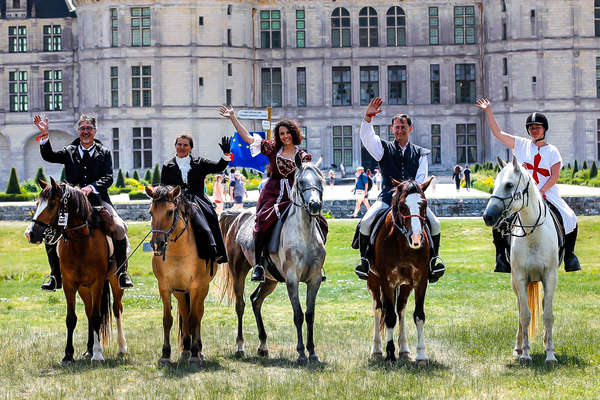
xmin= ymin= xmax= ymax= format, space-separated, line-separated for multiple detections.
xmin=354 ymin=233 xmax=371 ymax=280
xmin=492 ymin=229 xmax=511 ymax=273
xmin=429 ymin=233 xmax=445 ymax=283
xmin=114 ymin=238 xmax=134 ymax=288
xmin=251 ymin=235 xmax=266 ymax=282
xmin=41 ymin=243 xmax=62 ymax=291
xmin=564 ymin=226 xmax=581 ymax=272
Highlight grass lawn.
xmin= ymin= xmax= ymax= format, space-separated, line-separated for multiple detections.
xmin=0 ymin=218 xmax=599 ymax=399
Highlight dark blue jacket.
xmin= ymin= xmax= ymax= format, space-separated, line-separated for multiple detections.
xmin=378 ymin=140 xmax=429 ymax=204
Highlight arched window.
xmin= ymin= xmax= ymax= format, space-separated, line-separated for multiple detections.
xmin=359 ymin=7 xmax=378 ymax=47
xmin=331 ymin=7 xmax=350 ymax=47
xmin=386 ymin=6 xmax=405 ymax=46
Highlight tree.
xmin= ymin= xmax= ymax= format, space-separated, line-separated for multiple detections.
xmin=115 ymin=168 xmax=125 ymax=188
xmin=582 ymin=160 xmax=588 ymax=170
xmin=5 ymin=167 xmax=21 ymax=194
xmin=59 ymin=167 xmax=66 ymax=183
xmin=34 ymin=167 xmax=48 ymax=186
xmin=152 ymin=163 xmax=161 ymax=186
xmin=144 ymin=169 xmax=152 ymax=182
xmin=591 ymin=162 xmax=598 ymax=179
xmin=125 ymin=171 xmax=130 ymax=178
xmin=566 ymin=162 xmax=571 ymax=169
xmin=241 ymin=167 xmax=248 ymax=178
xmin=572 ymin=160 xmax=579 ymax=177
xmin=133 ymin=170 xmax=140 ymax=181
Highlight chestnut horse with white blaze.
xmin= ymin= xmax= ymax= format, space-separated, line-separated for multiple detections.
xmin=483 ymin=157 xmax=559 ymax=365
xmin=25 ymin=178 xmax=127 ymax=364
xmin=146 ymin=185 xmax=218 ymax=368
xmin=367 ymin=178 xmax=433 ymax=365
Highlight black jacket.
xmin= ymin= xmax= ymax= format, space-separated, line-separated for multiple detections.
xmin=379 ymin=140 xmax=429 ymax=204
xmin=160 ymin=156 xmax=228 ymax=203
xmin=40 ymin=138 xmax=113 ymax=205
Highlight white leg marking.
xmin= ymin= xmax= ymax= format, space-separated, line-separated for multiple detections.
xmin=116 ymin=317 xmax=128 ymax=355
xmin=415 ymin=317 xmax=428 ymax=362
xmin=398 ymin=308 xmax=410 ymax=355
xmin=371 ymin=302 xmax=382 ymax=356
xmin=91 ymin=332 xmax=104 ymax=361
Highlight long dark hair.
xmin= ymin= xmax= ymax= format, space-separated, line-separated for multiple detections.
xmin=273 ymin=119 xmax=303 ymax=149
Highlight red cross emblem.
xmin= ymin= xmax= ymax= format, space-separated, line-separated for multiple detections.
xmin=522 ymin=153 xmax=549 ymax=184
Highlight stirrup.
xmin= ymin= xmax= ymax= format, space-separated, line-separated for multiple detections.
xmin=118 ymin=272 xmax=134 ymax=288
xmin=354 ymin=258 xmax=370 ymax=280
xmin=41 ymin=275 xmax=60 ymax=292
xmin=251 ymin=265 xmax=265 ymax=282
xmin=429 ymin=256 xmax=445 ymax=283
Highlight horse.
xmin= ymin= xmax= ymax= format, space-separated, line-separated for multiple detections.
xmin=483 ymin=156 xmax=559 ymax=365
xmin=24 ymin=177 xmax=127 ymax=363
xmin=217 ymin=159 xmax=326 ymax=364
xmin=367 ymin=178 xmax=433 ymax=365
xmin=145 ymin=185 xmax=217 ymax=368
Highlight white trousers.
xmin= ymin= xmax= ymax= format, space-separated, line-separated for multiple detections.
xmin=359 ymin=199 xmax=441 ymax=237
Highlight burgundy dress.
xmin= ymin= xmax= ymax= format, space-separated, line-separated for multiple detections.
xmin=253 ymin=139 xmax=328 ymax=240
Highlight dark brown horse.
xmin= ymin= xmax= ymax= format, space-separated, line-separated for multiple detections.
xmin=25 ymin=178 xmax=127 ymax=363
xmin=367 ymin=178 xmax=433 ymax=365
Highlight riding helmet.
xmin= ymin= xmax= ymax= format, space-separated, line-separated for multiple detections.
xmin=525 ymin=112 xmax=548 ymax=133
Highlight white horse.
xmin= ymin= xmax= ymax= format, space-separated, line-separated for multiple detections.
xmin=483 ymin=157 xmax=559 ymax=365
xmin=218 ymin=159 xmax=326 ymax=364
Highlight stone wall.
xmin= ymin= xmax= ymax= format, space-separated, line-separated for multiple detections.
xmin=2 ymin=197 xmax=599 ymax=221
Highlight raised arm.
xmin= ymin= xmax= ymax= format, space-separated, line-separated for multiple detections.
xmin=34 ymin=115 xmax=69 ymax=164
xmin=219 ymin=106 xmax=253 ymax=144
xmin=475 ymin=98 xmax=515 ymax=149
xmin=360 ymin=97 xmax=385 ymax=161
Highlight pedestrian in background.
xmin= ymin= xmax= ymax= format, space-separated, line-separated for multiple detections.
xmin=350 ymin=166 xmax=370 ymax=218
xmin=452 ymin=165 xmax=462 ymax=192
xmin=328 ymin=169 xmax=336 ymax=187
xmin=230 ymin=171 xmax=246 ymax=209
xmin=213 ymin=174 xmax=225 ymax=215
xmin=463 ymin=164 xmax=472 ymax=191
xmin=374 ymin=168 xmax=383 ymax=191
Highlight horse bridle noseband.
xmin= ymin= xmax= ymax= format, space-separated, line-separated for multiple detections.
xmin=33 ymin=190 xmax=93 ymax=244
xmin=150 ymin=199 xmax=189 ymax=259
xmin=291 ymin=168 xmax=324 ymax=217
xmin=392 ymin=196 xmax=427 ymax=246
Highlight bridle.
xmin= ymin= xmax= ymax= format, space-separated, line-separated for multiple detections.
xmin=391 ymin=190 xmax=427 ymax=246
xmin=291 ymin=166 xmax=324 ymax=217
xmin=32 ymin=189 xmax=93 ymax=243
xmin=149 ymin=198 xmax=189 ymax=260
xmin=490 ymin=169 xmax=546 ymax=237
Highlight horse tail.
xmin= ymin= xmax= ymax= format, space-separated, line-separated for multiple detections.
xmin=527 ymin=281 xmax=541 ymax=339
xmin=215 ymin=257 xmax=235 ymax=305
xmin=99 ymin=279 xmax=112 ymax=345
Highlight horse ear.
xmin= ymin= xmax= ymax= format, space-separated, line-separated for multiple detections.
xmin=144 ymin=185 xmax=154 ymax=199
xmin=294 ymin=152 xmax=303 ymax=169
xmin=50 ymin=176 xmax=58 ymax=191
xmin=314 ymin=156 xmax=323 ymax=169
xmin=169 ymin=186 xmax=181 ymax=200
xmin=391 ymin=178 xmax=402 ymax=186
xmin=38 ymin=178 xmax=48 ymax=189
xmin=497 ymin=156 xmax=507 ymax=169
xmin=512 ymin=156 xmax=520 ymax=172
xmin=420 ymin=176 xmax=434 ymax=193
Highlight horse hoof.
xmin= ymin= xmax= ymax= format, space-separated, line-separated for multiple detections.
xmin=519 ymin=356 xmax=532 ymax=366
xmin=189 ymin=357 xmax=203 ymax=368
xmin=158 ymin=358 xmax=171 ymax=368
xmin=308 ymin=354 xmax=320 ymax=363
xmin=178 ymin=351 xmax=191 ymax=364
xmin=398 ymin=351 xmax=411 ymax=360
xmin=91 ymin=357 xmax=105 ymax=364
xmin=118 ymin=351 xmax=129 ymax=360
xmin=296 ymin=355 xmax=308 ymax=366
xmin=370 ymin=352 xmax=383 ymax=360
xmin=513 ymin=348 xmax=522 ymax=357
xmin=257 ymin=348 xmax=269 ymax=358
xmin=234 ymin=350 xmax=245 ymax=358
xmin=416 ymin=359 xmax=429 ymax=368
xmin=61 ymin=357 xmax=74 ymax=366
xmin=82 ymin=351 xmax=92 ymax=359
xmin=545 ymin=357 xmax=558 ymax=365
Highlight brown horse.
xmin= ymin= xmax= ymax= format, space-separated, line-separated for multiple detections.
xmin=25 ymin=178 xmax=127 ymax=363
xmin=145 ymin=185 xmax=217 ymax=368
xmin=367 ymin=178 xmax=433 ymax=365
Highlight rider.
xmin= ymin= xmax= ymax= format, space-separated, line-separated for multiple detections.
xmin=34 ymin=114 xmax=134 ymax=291
xmin=219 ymin=105 xmax=328 ymax=282
xmin=160 ymin=134 xmax=230 ymax=263
xmin=354 ymin=97 xmax=445 ymax=283
xmin=476 ymin=98 xmax=581 ymax=272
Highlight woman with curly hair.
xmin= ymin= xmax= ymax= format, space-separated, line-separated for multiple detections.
xmin=219 ymin=106 xmax=328 ymax=282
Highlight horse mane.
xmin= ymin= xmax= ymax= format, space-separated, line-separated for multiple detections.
xmin=151 ymin=185 xmax=194 ymax=217
xmin=63 ymin=184 xmax=93 ymax=222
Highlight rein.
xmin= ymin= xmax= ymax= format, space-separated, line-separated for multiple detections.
xmin=149 ymin=199 xmax=190 ymax=261
xmin=290 ymin=167 xmax=324 ymax=217
xmin=391 ymin=193 xmax=427 ymax=245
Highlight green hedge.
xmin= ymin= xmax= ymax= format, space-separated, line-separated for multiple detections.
xmin=128 ymin=190 xmax=150 ymax=200
xmin=0 ymin=192 xmax=37 ymax=202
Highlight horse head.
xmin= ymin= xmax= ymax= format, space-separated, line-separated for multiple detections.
xmin=391 ymin=178 xmax=432 ymax=249
xmin=483 ymin=156 xmax=531 ymax=227
xmin=293 ymin=154 xmax=325 ymax=217
xmin=146 ymin=185 xmax=183 ymax=257
xmin=25 ymin=177 xmax=64 ymax=244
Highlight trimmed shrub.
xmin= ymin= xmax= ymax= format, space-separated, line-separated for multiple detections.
xmin=152 ymin=163 xmax=161 ymax=186
xmin=566 ymin=162 xmax=571 ymax=169
xmin=144 ymin=169 xmax=152 ymax=182
xmin=115 ymin=168 xmax=125 ymax=188
xmin=34 ymin=167 xmax=48 ymax=186
xmin=133 ymin=170 xmax=140 ymax=181
xmin=21 ymin=180 xmax=40 ymax=193
xmin=6 ymin=167 xmax=21 ymax=194
xmin=582 ymin=161 xmax=588 ymax=170
xmin=573 ymin=160 xmax=579 ymax=175
xmin=125 ymin=171 xmax=130 ymax=178
xmin=128 ymin=190 xmax=150 ymax=200
xmin=590 ymin=162 xmax=598 ymax=179
xmin=60 ymin=167 xmax=66 ymax=183
xmin=0 ymin=192 xmax=37 ymax=202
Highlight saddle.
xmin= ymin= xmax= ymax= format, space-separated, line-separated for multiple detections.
xmin=351 ymin=207 xmax=391 ymax=250
xmin=547 ymin=203 xmax=565 ymax=265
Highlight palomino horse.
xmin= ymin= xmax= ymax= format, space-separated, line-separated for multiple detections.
xmin=25 ymin=178 xmax=127 ymax=363
xmin=218 ymin=160 xmax=326 ymax=364
xmin=145 ymin=185 xmax=217 ymax=367
xmin=483 ymin=157 xmax=559 ymax=365
xmin=367 ymin=178 xmax=433 ymax=365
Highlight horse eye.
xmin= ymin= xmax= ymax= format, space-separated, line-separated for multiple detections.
xmin=506 ymin=182 xmax=514 ymax=189
xmin=167 ymin=210 xmax=174 ymax=216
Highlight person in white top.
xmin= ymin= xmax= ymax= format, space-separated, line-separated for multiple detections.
xmin=476 ymin=98 xmax=580 ymax=272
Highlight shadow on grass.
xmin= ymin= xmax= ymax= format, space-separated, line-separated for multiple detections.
xmin=367 ymin=357 xmax=449 ymax=374
xmin=504 ymin=352 xmax=587 ymax=372
xmin=227 ymin=353 xmax=329 ymax=371
xmin=159 ymin=358 xmax=227 ymax=377
xmin=46 ymin=356 xmax=133 ymax=375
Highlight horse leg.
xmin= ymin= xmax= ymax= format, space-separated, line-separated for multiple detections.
xmin=174 ymin=292 xmax=192 ymax=364
xmin=542 ymin=271 xmax=558 ymax=364
xmin=250 ymin=280 xmax=277 ymax=357
xmin=158 ymin=287 xmax=173 ymax=367
xmin=90 ymin=281 xmax=105 ymax=362
xmin=514 ymin=278 xmax=532 ymax=365
xmin=396 ymin=285 xmax=412 ymax=359
xmin=413 ymin=281 xmax=429 ymax=367
xmin=189 ymin=283 xmax=210 ymax=367
xmin=78 ymin=287 xmax=93 ymax=358
xmin=286 ymin=278 xmax=307 ymax=365
xmin=62 ymin=282 xmax=77 ymax=364
xmin=511 ymin=276 xmax=523 ymax=356
xmin=367 ymin=276 xmax=383 ymax=359
xmin=381 ymin=285 xmax=397 ymax=362
xmin=110 ymin=278 xmax=128 ymax=357
xmin=234 ymin=268 xmax=248 ymax=357
xmin=305 ymin=276 xmax=322 ymax=363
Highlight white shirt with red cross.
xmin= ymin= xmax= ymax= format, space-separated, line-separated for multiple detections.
xmin=512 ymin=136 xmax=577 ymax=234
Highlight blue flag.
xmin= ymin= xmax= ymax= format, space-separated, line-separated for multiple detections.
xmin=229 ymin=131 xmax=268 ymax=173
